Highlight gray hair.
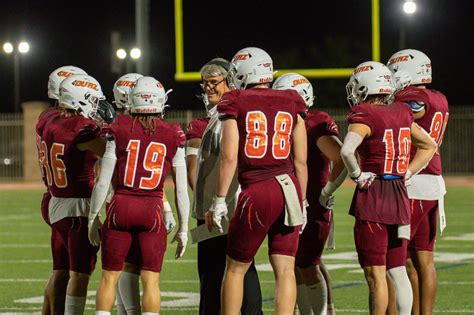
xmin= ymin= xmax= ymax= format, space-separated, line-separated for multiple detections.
xmin=200 ymin=58 xmax=230 ymax=79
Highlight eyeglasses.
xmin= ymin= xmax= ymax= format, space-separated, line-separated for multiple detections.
xmin=200 ymin=78 xmax=225 ymax=90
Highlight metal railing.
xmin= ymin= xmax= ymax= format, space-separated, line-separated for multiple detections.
xmin=0 ymin=106 xmax=472 ymax=181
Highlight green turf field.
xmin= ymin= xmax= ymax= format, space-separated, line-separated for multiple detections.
xmin=1 ymin=184 xmax=473 ymax=314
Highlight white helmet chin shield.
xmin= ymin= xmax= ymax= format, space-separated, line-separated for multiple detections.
xmin=59 ymin=74 xmax=105 ymax=119
xmin=113 ymin=73 xmax=143 ymax=110
xmin=387 ymin=49 xmax=432 ymax=86
xmin=129 ymin=76 xmax=172 ymax=114
xmin=227 ymin=47 xmax=273 ymax=90
xmin=47 ymin=66 xmax=87 ymax=100
xmin=346 ymin=61 xmax=394 ymax=107
xmin=273 ymin=73 xmax=314 ymax=108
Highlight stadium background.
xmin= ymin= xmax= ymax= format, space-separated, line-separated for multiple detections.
xmin=0 ymin=0 xmax=473 ymax=313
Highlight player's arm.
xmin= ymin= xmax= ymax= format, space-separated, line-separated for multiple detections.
xmin=340 ymin=123 xmax=375 ymax=189
xmin=170 ymin=147 xmax=190 ymax=259
xmin=185 ymin=138 xmax=201 ymax=191
xmin=76 ymin=137 xmax=107 ymax=157
xmin=292 ymin=115 xmax=308 ymax=199
xmin=317 ymin=135 xmax=347 ymax=204
xmin=87 ymin=139 xmax=117 ymax=246
xmin=406 ymin=122 xmax=437 ymax=178
xmin=205 ymin=119 xmax=239 ymax=232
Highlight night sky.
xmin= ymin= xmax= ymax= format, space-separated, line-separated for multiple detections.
xmin=0 ymin=0 xmax=472 ymax=112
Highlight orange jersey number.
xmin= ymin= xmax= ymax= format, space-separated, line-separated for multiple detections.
xmin=429 ymin=112 xmax=449 ymax=146
xmin=124 ymin=140 xmax=166 ymax=190
xmin=383 ymin=128 xmax=411 ymax=174
xmin=245 ymin=111 xmax=294 ymax=159
xmin=36 ymin=137 xmax=67 ymax=188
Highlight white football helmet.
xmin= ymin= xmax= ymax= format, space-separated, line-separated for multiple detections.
xmin=273 ymin=73 xmax=314 ymax=107
xmin=346 ymin=61 xmax=394 ymax=107
xmin=47 ymin=66 xmax=87 ymax=100
xmin=227 ymin=47 xmax=273 ymax=90
xmin=113 ymin=73 xmax=143 ymax=109
xmin=129 ymin=76 xmax=172 ymax=114
xmin=387 ymin=49 xmax=432 ymax=87
xmin=59 ymin=74 xmax=105 ymax=119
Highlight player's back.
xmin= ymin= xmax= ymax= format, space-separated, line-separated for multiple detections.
xmin=36 ymin=108 xmax=61 ymax=188
xmin=39 ymin=113 xmax=99 ymax=198
xmin=347 ymin=102 xmax=414 ymax=177
xmin=105 ymin=115 xmax=185 ymax=197
xmin=395 ymin=86 xmax=449 ymax=175
xmin=217 ymin=88 xmax=307 ymax=185
xmin=305 ymin=110 xmax=339 ymax=195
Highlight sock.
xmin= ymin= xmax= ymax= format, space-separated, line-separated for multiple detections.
xmin=327 ymin=303 xmax=336 ymax=315
xmin=65 ymin=295 xmax=86 ymax=315
xmin=387 ymin=266 xmax=413 ymax=315
xmin=118 ymin=271 xmax=141 ymax=314
xmin=296 ymin=284 xmax=313 ymax=315
xmin=115 ymin=282 xmax=127 ymax=315
xmin=96 ymin=312 xmax=111 ymax=315
xmin=307 ymin=281 xmax=328 ymax=315
xmin=142 ymin=313 xmax=159 ymax=315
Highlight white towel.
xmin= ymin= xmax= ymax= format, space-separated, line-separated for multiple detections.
xmin=275 ymin=174 xmax=303 ymax=227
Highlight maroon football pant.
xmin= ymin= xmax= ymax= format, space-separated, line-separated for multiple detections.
xmin=227 ymin=176 xmax=301 ymax=263
xmin=101 ymin=194 xmax=166 ymax=272
xmin=408 ymin=199 xmax=438 ymax=253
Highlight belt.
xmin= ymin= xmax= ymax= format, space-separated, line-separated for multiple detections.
xmin=380 ymin=175 xmax=403 ymax=180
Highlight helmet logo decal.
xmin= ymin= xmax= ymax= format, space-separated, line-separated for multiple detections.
xmin=354 ymin=65 xmax=374 ymax=74
xmin=57 ymin=70 xmax=73 ymax=77
xmin=292 ymin=78 xmax=310 ymax=86
xmin=387 ymin=55 xmax=410 ymax=65
xmin=232 ymin=53 xmax=249 ymax=61
xmin=72 ymin=80 xmax=98 ymax=91
xmin=116 ymin=80 xmax=134 ymax=87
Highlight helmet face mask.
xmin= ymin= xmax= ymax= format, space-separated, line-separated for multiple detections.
xmin=113 ymin=73 xmax=143 ymax=110
xmin=228 ymin=47 xmax=273 ymax=90
xmin=47 ymin=66 xmax=87 ymax=100
xmin=387 ymin=49 xmax=432 ymax=86
xmin=129 ymin=77 xmax=171 ymax=115
xmin=346 ymin=61 xmax=394 ymax=107
xmin=59 ymin=74 xmax=105 ymax=119
xmin=273 ymin=73 xmax=315 ymax=108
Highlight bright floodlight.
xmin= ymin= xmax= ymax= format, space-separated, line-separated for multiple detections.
xmin=3 ymin=42 xmax=14 ymax=54
xmin=116 ymin=48 xmax=127 ymax=59
xmin=130 ymin=48 xmax=141 ymax=59
xmin=18 ymin=42 xmax=30 ymax=53
xmin=403 ymin=1 xmax=417 ymax=14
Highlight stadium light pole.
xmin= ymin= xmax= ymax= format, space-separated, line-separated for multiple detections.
xmin=2 ymin=41 xmax=29 ymax=112
xmin=400 ymin=0 xmax=417 ymax=49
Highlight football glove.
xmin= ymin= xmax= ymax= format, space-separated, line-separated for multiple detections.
xmin=163 ymin=201 xmax=176 ymax=235
xmin=171 ymin=229 xmax=188 ymax=259
xmin=352 ymin=172 xmax=376 ymax=190
xmin=319 ymin=193 xmax=335 ymax=211
xmin=97 ymin=100 xmax=117 ymax=124
xmin=300 ymin=199 xmax=309 ymax=234
xmin=88 ymin=217 xmax=101 ymax=247
xmin=209 ymin=196 xmax=228 ymax=233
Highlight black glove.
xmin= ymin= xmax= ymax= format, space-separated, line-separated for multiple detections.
xmin=97 ymin=100 xmax=117 ymax=124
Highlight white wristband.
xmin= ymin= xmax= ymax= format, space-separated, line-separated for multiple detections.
xmin=214 ymin=196 xmax=226 ymax=205
xmin=186 ymin=147 xmax=199 ymax=156
xmin=163 ymin=201 xmax=172 ymax=213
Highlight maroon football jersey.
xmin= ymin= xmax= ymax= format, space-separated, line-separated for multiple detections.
xmin=217 ymin=88 xmax=307 ymax=185
xmin=105 ymin=115 xmax=186 ymax=198
xmin=305 ymin=111 xmax=340 ymax=204
xmin=186 ymin=117 xmax=210 ymax=140
xmin=347 ymin=103 xmax=414 ymax=176
xmin=395 ymin=86 xmax=449 ymax=175
xmin=39 ymin=114 xmax=100 ymax=198
xmin=36 ymin=108 xmax=61 ymax=188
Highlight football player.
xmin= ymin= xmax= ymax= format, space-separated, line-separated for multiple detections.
xmin=388 ymin=49 xmax=449 ymax=315
xmin=38 ymin=73 xmax=106 ymax=314
xmin=342 ymin=61 xmax=437 ymax=314
xmin=38 ymin=65 xmax=87 ymax=315
xmin=208 ymin=47 xmax=308 ymax=314
xmin=191 ymin=58 xmax=263 ymax=315
xmin=88 ymin=76 xmax=189 ymax=315
xmin=273 ymin=73 xmax=346 ymax=315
